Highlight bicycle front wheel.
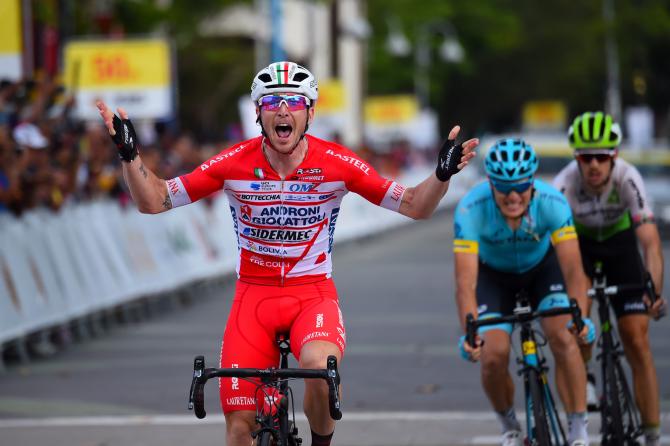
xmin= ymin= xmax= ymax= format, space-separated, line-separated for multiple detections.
xmin=527 ymin=368 xmax=552 ymax=445
xmin=601 ymin=352 xmax=626 ymax=445
xmin=258 ymin=430 xmax=275 ymax=446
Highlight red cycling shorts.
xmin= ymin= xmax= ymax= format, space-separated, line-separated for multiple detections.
xmin=219 ymin=278 xmax=346 ymax=413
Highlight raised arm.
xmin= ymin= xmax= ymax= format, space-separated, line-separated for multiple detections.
xmin=97 ymin=101 xmax=171 ymax=214
xmin=398 ymin=125 xmax=478 ymax=219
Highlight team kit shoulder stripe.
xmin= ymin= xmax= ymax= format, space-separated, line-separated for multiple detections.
xmin=453 ymin=239 xmax=478 ymax=254
xmin=166 ymin=177 xmax=191 ymax=207
xmin=550 ymin=226 xmax=577 ymax=245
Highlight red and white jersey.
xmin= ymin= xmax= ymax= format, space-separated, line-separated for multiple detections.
xmin=166 ymin=135 xmax=406 ymax=286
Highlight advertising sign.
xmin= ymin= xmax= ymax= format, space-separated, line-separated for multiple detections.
xmin=0 ymin=0 xmax=23 ymax=80
xmin=64 ymin=38 xmax=173 ymax=120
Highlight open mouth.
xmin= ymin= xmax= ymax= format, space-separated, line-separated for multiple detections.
xmin=275 ymin=123 xmax=293 ymax=139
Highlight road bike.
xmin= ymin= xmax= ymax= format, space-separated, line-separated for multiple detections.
xmin=587 ymin=262 xmax=659 ymax=445
xmin=466 ymin=293 xmax=584 ymax=446
xmin=188 ymin=334 xmax=342 ymax=446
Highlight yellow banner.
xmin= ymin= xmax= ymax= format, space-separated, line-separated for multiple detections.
xmin=0 ymin=0 xmax=22 ymax=53
xmin=64 ymin=39 xmax=170 ymax=89
xmin=365 ymin=95 xmax=418 ymax=124
xmin=317 ymin=80 xmax=345 ymax=115
xmin=522 ymin=101 xmax=567 ymax=129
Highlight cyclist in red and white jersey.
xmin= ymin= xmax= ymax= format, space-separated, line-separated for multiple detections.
xmin=97 ymin=61 xmax=478 ymax=446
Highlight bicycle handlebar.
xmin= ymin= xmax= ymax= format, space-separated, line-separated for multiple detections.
xmin=188 ymin=355 xmax=343 ymax=420
xmin=588 ymin=272 xmax=663 ymax=319
xmin=465 ymin=298 xmax=584 ymax=348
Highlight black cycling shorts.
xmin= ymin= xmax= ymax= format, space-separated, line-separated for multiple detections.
xmin=579 ymin=227 xmax=647 ymax=318
xmin=476 ymin=248 xmax=569 ymax=334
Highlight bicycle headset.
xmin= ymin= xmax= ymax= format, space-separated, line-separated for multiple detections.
xmin=251 ymin=61 xmax=319 ymax=154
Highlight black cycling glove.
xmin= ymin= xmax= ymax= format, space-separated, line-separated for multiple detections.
xmin=111 ymin=115 xmax=139 ymax=162
xmin=435 ymin=138 xmax=464 ymax=182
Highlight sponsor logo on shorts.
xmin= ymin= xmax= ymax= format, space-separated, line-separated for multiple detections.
xmin=302 ymin=331 xmax=330 ymax=345
xmin=226 ymin=396 xmax=256 ymax=406
xmin=550 ymin=284 xmax=564 ymax=292
xmin=231 ymin=363 xmax=239 ymax=390
xmin=336 ymin=326 xmax=346 ymax=343
xmin=624 ymin=302 xmax=646 ymax=312
xmin=316 ymin=313 xmax=324 ymax=328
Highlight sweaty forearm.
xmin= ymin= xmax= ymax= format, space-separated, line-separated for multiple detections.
xmin=399 ymin=175 xmax=449 ymax=219
xmin=564 ymin=267 xmax=589 ymax=315
xmin=122 ymin=157 xmax=170 ymax=213
xmin=456 ymin=289 xmax=478 ymax=332
xmin=645 ymin=245 xmax=664 ymax=295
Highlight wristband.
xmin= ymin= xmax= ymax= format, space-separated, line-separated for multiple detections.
xmin=435 ymin=138 xmax=463 ymax=182
xmin=111 ymin=115 xmax=139 ymax=162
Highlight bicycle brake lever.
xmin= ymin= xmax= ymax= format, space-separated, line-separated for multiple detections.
xmin=190 ymin=356 xmax=207 ymax=419
xmin=569 ymin=299 xmax=584 ymax=334
xmin=326 ymin=355 xmax=342 ymax=420
xmin=643 ymin=272 xmax=666 ymax=320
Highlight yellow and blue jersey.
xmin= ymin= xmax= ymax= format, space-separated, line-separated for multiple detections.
xmin=453 ymin=179 xmax=576 ymax=274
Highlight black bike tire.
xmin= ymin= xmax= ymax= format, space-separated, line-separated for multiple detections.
xmin=601 ymin=351 xmax=626 ymax=445
xmin=258 ymin=430 xmax=275 ymax=446
xmin=527 ymin=368 xmax=552 ymax=445
xmin=614 ymin=358 xmax=642 ymax=443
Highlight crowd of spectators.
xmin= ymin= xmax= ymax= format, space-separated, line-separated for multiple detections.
xmin=0 ymin=76 xmax=427 ymax=218
xmin=0 ymin=76 xmax=217 ymax=217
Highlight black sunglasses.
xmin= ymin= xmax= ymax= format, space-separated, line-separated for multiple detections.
xmin=575 ymin=153 xmax=614 ymax=164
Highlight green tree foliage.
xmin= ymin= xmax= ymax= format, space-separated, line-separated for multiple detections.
xmin=366 ymin=0 xmax=670 ymax=136
xmin=70 ymin=0 xmax=255 ymax=141
xmin=66 ymin=0 xmax=670 ymax=139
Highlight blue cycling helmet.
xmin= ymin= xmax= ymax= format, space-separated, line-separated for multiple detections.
xmin=484 ymin=138 xmax=538 ymax=181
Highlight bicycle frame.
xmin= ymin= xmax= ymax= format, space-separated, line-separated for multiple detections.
xmin=516 ymin=306 xmax=567 ymax=445
xmin=588 ymin=263 xmax=646 ymax=444
xmin=466 ymin=295 xmax=583 ymax=445
xmin=188 ymin=335 xmax=342 ymax=446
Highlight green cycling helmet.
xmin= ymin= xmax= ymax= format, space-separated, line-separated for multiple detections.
xmin=568 ymin=111 xmax=622 ymax=150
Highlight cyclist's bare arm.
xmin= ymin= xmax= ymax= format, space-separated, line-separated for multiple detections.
xmin=454 ymin=251 xmax=481 ymax=358
xmin=97 ymin=101 xmax=171 ymax=214
xmin=636 ymin=222 xmax=665 ymax=311
xmin=399 ymin=126 xmax=477 ymax=219
xmin=554 ymin=238 xmax=590 ymax=335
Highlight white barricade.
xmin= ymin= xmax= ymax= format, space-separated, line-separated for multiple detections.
xmin=0 ymin=166 xmax=480 ymax=347
xmin=0 ymin=219 xmax=28 ymax=344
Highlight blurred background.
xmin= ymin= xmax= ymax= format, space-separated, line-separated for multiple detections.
xmin=1 ymin=2 xmax=670 ymax=444
xmin=1 ymin=0 xmax=669 ymax=219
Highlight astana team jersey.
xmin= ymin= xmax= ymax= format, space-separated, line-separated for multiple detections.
xmin=166 ymin=135 xmax=406 ymax=285
xmin=453 ymin=180 xmax=577 ymax=273
xmin=553 ymin=158 xmax=654 ymax=242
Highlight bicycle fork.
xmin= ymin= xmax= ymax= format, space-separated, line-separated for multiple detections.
xmin=520 ymin=329 xmax=566 ymax=445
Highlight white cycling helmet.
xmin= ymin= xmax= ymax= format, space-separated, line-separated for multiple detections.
xmin=250 ymin=61 xmax=318 ymax=103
